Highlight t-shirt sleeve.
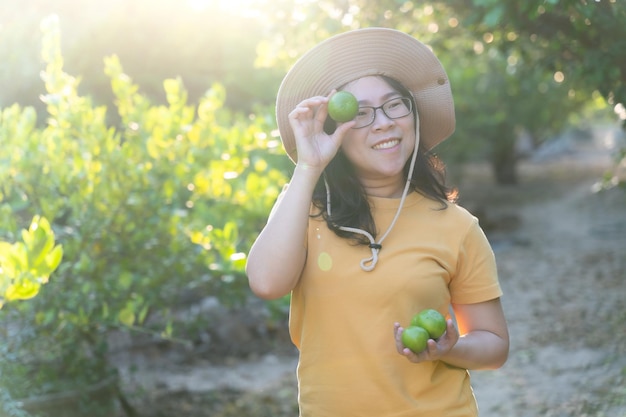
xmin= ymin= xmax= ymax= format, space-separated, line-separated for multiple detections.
xmin=449 ymin=218 xmax=502 ymax=304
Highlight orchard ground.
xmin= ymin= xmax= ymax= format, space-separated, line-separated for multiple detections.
xmin=112 ymin=125 xmax=626 ymax=417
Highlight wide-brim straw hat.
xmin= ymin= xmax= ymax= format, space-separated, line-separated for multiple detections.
xmin=276 ymin=27 xmax=455 ymax=163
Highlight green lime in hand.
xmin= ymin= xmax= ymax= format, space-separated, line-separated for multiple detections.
xmin=411 ymin=309 xmax=447 ymax=340
xmin=327 ymin=91 xmax=358 ymax=122
xmin=401 ymin=326 xmax=430 ymax=354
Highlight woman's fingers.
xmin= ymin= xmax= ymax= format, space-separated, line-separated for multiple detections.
xmin=394 ymin=319 xmax=459 ymax=364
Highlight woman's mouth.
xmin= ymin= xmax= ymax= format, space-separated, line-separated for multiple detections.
xmin=372 ymin=139 xmax=400 ymax=150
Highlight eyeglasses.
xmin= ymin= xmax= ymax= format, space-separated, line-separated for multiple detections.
xmin=351 ymin=97 xmax=413 ymax=129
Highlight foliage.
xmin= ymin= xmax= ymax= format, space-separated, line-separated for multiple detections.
xmin=438 ymin=37 xmax=592 ymax=184
xmin=0 ymin=216 xmax=62 ymax=308
xmin=253 ymin=0 xmax=611 ymax=183
xmin=0 ymin=0 xmax=283 ymax=117
xmin=448 ymin=0 xmax=625 ymax=113
xmin=445 ymin=0 xmax=626 ymax=185
xmin=0 ymin=14 xmax=287 ymax=406
xmin=2 ymin=1 xmax=621 ymax=186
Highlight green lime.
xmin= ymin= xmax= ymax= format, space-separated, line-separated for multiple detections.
xmin=327 ymin=91 xmax=358 ymax=122
xmin=411 ymin=309 xmax=447 ymax=339
xmin=401 ymin=326 xmax=429 ymax=354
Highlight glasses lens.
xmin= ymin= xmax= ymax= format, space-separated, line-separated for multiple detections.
xmin=383 ymin=97 xmax=412 ymax=119
xmin=351 ymin=97 xmax=412 ymax=129
xmin=353 ymin=108 xmax=374 ymax=129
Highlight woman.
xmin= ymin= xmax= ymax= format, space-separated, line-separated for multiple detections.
xmin=246 ymin=28 xmax=509 ymax=416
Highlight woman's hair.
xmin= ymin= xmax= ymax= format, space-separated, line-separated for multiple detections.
xmin=312 ymin=75 xmax=457 ymax=245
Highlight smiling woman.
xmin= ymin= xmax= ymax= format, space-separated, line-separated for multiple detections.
xmin=246 ymin=28 xmax=509 ymax=417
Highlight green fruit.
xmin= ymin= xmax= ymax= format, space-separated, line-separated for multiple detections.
xmin=411 ymin=309 xmax=447 ymax=339
xmin=327 ymin=91 xmax=358 ymax=122
xmin=401 ymin=326 xmax=429 ymax=354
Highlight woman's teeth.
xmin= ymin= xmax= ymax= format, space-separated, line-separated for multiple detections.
xmin=373 ymin=139 xmax=399 ymax=150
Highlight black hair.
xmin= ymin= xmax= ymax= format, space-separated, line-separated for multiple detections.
xmin=312 ymin=75 xmax=457 ymax=245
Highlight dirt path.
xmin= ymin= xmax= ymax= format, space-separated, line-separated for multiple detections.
xmin=119 ymin=129 xmax=626 ymax=416
xmin=469 ymin=160 xmax=626 ymax=416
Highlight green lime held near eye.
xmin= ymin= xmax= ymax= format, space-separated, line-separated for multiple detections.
xmin=327 ymin=91 xmax=358 ymax=122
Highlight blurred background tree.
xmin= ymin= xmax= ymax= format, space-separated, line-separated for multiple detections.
xmin=1 ymin=0 xmax=621 ymax=184
xmin=0 ymin=0 xmax=283 ymax=119
xmin=249 ymin=0 xmax=623 ymax=183
xmin=444 ymin=0 xmax=626 ymax=184
xmin=446 ymin=0 xmax=625 ymax=123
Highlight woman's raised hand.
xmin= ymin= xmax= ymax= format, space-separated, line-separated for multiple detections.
xmin=287 ymin=92 xmax=355 ymax=171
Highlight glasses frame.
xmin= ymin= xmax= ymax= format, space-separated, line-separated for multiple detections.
xmin=351 ymin=96 xmax=413 ymax=129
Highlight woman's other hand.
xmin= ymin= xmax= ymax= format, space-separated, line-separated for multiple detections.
xmin=394 ymin=319 xmax=460 ymax=363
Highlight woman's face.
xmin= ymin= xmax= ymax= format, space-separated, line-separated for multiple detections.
xmin=339 ymin=76 xmax=417 ymax=191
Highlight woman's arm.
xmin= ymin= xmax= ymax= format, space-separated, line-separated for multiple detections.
xmin=394 ymin=298 xmax=509 ymax=370
xmin=246 ymin=94 xmax=355 ymax=300
xmin=441 ymin=298 xmax=509 ymax=369
xmin=245 ymin=164 xmax=321 ymax=300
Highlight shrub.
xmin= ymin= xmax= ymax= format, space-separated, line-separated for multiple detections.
xmin=0 ymin=15 xmax=286 ymax=409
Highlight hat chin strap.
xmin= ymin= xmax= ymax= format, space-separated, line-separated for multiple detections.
xmin=325 ymin=134 xmax=420 ymax=272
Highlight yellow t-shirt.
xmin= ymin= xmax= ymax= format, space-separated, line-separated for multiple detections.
xmin=289 ymin=192 xmax=502 ymax=417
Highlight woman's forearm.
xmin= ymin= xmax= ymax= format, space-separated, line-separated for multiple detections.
xmin=440 ymin=330 xmax=509 ymax=370
xmin=246 ymin=164 xmax=322 ymax=299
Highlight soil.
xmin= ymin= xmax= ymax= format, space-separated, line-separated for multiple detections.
xmin=113 ymin=127 xmax=626 ymax=417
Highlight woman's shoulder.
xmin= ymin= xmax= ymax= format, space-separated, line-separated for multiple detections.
xmin=419 ymin=198 xmax=481 ymax=234
xmin=420 ymin=195 xmax=478 ymax=220
xmin=447 ymin=201 xmax=479 ymax=219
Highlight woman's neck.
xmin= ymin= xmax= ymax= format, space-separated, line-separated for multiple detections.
xmin=361 ymin=176 xmax=406 ymax=198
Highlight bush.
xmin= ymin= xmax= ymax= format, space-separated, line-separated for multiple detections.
xmin=0 ymin=15 xmax=286 ymax=411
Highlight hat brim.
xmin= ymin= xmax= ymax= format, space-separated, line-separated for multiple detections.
xmin=276 ymin=27 xmax=455 ymax=163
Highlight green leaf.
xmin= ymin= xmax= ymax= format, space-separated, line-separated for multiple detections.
xmin=5 ymin=273 xmax=41 ymax=301
xmin=483 ymin=4 xmax=505 ymax=26
xmin=118 ymin=303 xmax=136 ymax=327
xmin=6 ymin=244 xmax=28 ymax=273
xmin=161 ymin=321 xmax=173 ymax=339
xmin=118 ymin=271 xmax=133 ymax=290
xmin=0 ymin=242 xmax=12 ymax=261
xmin=137 ymin=305 xmax=149 ymax=325
xmin=44 ymin=245 xmax=63 ymax=275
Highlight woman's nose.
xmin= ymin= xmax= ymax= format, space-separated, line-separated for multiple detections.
xmin=371 ymin=107 xmax=394 ymax=130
